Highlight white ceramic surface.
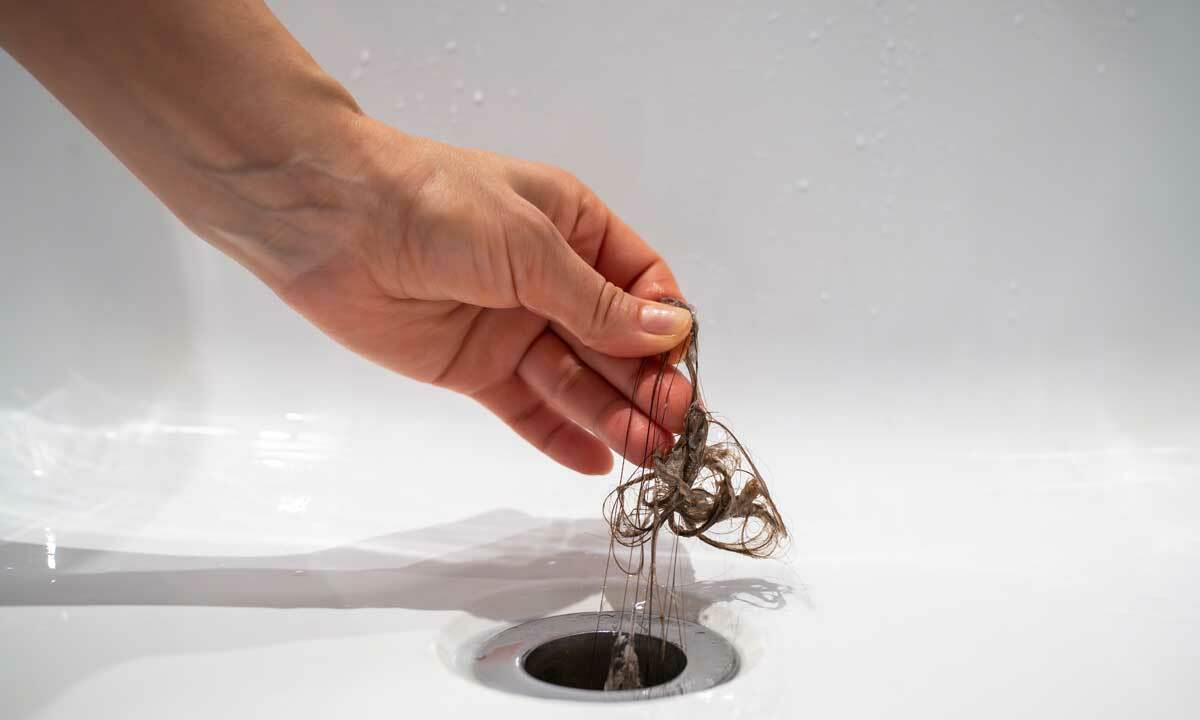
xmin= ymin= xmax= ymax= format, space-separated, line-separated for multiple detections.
xmin=2 ymin=2 xmax=1197 ymax=718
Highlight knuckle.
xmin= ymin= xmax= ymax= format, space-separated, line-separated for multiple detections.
xmin=591 ymin=395 xmax=627 ymax=435
xmin=536 ymin=162 xmax=579 ymax=189
xmin=506 ymin=209 xmax=559 ymax=279
xmin=584 ymin=281 xmax=625 ymax=346
xmin=568 ymin=189 xmax=609 ymax=259
xmin=539 ymin=420 xmax=569 ymax=452
xmin=550 ymin=355 xmax=589 ymax=404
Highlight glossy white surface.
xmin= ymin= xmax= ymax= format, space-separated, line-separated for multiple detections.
xmin=2 ymin=2 xmax=1198 ymax=718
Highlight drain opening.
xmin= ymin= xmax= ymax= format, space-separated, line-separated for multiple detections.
xmin=522 ymin=631 xmax=687 ymax=690
xmin=472 ymin=612 xmax=736 ymax=701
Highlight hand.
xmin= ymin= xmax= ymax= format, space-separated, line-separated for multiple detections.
xmin=0 ymin=0 xmax=693 ymax=474
xmin=274 ymin=120 xmax=694 ymax=474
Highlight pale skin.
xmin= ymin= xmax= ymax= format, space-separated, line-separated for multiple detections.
xmin=0 ymin=0 xmax=693 ymax=475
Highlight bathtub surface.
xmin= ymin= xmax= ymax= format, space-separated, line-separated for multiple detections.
xmin=3 ymin=1 xmax=1198 ymax=718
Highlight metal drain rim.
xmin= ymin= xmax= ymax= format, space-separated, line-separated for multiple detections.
xmin=472 ymin=611 xmax=738 ymax=702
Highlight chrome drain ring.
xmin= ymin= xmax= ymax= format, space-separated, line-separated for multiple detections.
xmin=472 ymin=611 xmax=738 ymax=702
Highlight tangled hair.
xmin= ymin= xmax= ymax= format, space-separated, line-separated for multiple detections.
xmin=598 ymin=299 xmax=787 ymax=690
xmin=605 ymin=298 xmax=787 ymax=568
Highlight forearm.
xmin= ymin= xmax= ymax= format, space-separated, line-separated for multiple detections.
xmin=0 ymin=0 xmax=372 ymax=284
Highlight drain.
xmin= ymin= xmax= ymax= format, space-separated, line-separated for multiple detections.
xmin=524 ymin=631 xmax=688 ymax=690
xmin=473 ymin=612 xmax=738 ymax=701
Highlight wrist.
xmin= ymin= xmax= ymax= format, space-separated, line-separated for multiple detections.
xmin=185 ymin=90 xmax=377 ymax=288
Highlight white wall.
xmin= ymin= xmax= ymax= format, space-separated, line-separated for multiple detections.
xmin=4 ymin=1 xmax=1196 ymax=442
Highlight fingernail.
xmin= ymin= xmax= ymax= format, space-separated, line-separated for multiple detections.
xmin=639 ymin=302 xmax=691 ymax=336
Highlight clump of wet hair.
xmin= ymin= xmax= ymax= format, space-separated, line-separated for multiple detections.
xmin=605 ymin=298 xmax=787 ymax=565
xmin=598 ymin=299 xmax=788 ymax=690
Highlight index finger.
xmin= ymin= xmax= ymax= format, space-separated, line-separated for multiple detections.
xmin=508 ymin=162 xmax=686 ymax=301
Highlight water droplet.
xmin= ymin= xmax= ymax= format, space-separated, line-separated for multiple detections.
xmin=449 ymin=103 xmax=458 ymax=114
xmin=350 ymin=66 xmax=364 ymax=80
xmin=395 ymin=98 xmax=406 ymax=110
xmin=1125 ymin=7 xmax=1137 ymax=21
xmin=508 ymin=87 xmax=519 ymax=99
xmin=870 ymin=306 xmax=880 ymax=317
xmin=876 ymin=130 xmax=887 ymax=142
xmin=767 ymin=10 xmax=782 ymax=23
xmin=1096 ymin=63 xmax=1107 ymax=74
xmin=359 ymin=48 xmax=371 ymax=64
xmin=454 ymin=79 xmax=465 ymax=92
xmin=855 ymin=134 xmax=867 ymax=149
xmin=797 ymin=178 xmax=811 ymax=192
xmin=473 ymin=89 xmax=485 ymax=104
xmin=444 ymin=39 xmax=458 ymax=52
xmin=826 ymin=16 xmax=836 ymax=27
xmin=819 ymin=291 xmax=830 ymax=302
xmin=498 ymin=2 xmax=509 ymax=14
xmin=885 ymin=38 xmax=897 ymax=51
xmin=1013 ymin=13 xmax=1024 ymax=25
xmin=809 ymin=29 xmax=822 ymax=42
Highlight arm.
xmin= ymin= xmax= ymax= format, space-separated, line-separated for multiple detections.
xmin=1 ymin=0 xmax=694 ymax=473
xmin=0 ymin=0 xmax=366 ymax=283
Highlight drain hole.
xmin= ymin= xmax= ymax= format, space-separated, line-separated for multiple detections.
xmin=522 ymin=632 xmax=687 ymax=690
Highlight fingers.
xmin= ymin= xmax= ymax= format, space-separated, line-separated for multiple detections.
xmin=551 ymin=321 xmax=692 ymax=434
xmin=509 ymin=164 xmax=686 ymax=303
xmin=473 ymin=375 xmax=613 ymax=475
xmin=516 ymin=330 xmax=676 ymax=466
xmin=591 ymin=212 xmax=685 ymax=303
xmin=507 ymin=200 xmax=693 ymax=358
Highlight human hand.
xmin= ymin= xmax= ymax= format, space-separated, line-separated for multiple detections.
xmin=271 ymin=120 xmax=694 ymax=474
xmin=0 ymin=0 xmax=692 ymax=474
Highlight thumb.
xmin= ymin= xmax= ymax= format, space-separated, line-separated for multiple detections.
xmin=511 ymin=217 xmax=692 ymax=358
